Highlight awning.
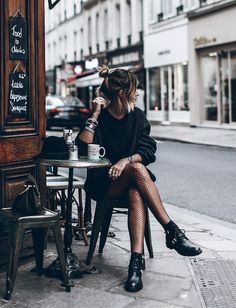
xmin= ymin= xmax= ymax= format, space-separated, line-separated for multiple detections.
xmin=67 ymin=69 xmax=97 ymax=84
xmin=76 ymin=72 xmax=101 ymax=88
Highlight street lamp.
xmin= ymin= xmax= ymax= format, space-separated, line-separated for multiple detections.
xmin=48 ymin=0 xmax=62 ymax=9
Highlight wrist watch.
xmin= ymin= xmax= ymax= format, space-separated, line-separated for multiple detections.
xmin=128 ymin=155 xmax=134 ymax=163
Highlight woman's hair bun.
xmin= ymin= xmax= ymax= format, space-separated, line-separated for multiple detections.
xmin=98 ymin=65 xmax=110 ymax=78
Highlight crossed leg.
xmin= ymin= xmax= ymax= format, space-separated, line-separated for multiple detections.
xmin=106 ymin=162 xmax=171 ymax=253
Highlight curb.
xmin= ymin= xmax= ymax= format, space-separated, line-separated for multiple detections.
xmin=151 ymin=135 xmax=236 ymax=150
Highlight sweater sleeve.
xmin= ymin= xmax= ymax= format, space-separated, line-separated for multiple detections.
xmin=135 ymin=112 xmax=157 ymax=166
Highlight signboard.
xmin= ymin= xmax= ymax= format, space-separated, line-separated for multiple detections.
xmin=9 ymin=16 xmax=27 ymax=60
xmin=8 ymin=72 xmax=28 ymax=117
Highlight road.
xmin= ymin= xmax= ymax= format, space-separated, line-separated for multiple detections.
xmin=153 ymin=141 xmax=236 ymax=224
xmin=46 ymin=130 xmax=236 ymax=224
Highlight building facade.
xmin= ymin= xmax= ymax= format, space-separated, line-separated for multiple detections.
xmin=45 ymin=0 xmax=144 ymax=105
xmin=143 ymin=0 xmax=236 ymax=127
xmin=188 ymin=1 xmax=236 ymax=127
xmin=45 ymin=0 xmax=236 ymax=128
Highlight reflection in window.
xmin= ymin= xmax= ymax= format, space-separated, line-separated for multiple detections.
xmin=201 ymin=54 xmax=218 ymax=121
xmin=149 ymin=68 xmax=161 ymax=111
xmin=172 ymin=63 xmax=189 ymax=111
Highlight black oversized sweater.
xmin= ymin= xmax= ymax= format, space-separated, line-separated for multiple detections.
xmin=75 ymin=107 xmax=157 ymax=200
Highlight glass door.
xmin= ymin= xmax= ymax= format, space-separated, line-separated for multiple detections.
xmin=230 ymin=51 xmax=236 ymax=123
xmin=219 ymin=51 xmax=230 ymax=123
xmin=161 ymin=66 xmax=169 ymax=122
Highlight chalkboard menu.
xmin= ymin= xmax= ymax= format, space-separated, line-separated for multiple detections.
xmin=9 ymin=16 xmax=27 ymax=60
xmin=8 ymin=72 xmax=28 ymax=117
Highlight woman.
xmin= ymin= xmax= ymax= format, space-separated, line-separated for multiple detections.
xmin=76 ymin=66 xmax=202 ymax=292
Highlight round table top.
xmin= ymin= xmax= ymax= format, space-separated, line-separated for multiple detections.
xmin=37 ymin=157 xmax=111 ymax=169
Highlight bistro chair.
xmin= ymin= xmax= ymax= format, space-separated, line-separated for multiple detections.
xmin=46 ymin=172 xmax=88 ymax=245
xmin=86 ymin=197 xmax=154 ymax=265
xmin=0 ymin=207 xmax=71 ymax=300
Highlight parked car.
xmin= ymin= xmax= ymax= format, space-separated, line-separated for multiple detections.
xmin=46 ymin=95 xmax=91 ymax=129
xmin=46 ymin=95 xmax=65 ymax=129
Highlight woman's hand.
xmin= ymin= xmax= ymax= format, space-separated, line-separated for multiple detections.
xmin=92 ymin=96 xmax=108 ymax=118
xmin=108 ymin=158 xmax=129 ymax=180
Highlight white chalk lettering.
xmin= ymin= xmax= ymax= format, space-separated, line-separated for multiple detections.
xmin=11 ymin=80 xmax=23 ymax=89
xmin=10 ymin=105 xmax=27 ymax=112
xmin=11 ymin=45 xmax=26 ymax=54
xmin=11 ymin=25 xmax=22 ymax=38
xmin=10 ymin=90 xmax=27 ymax=103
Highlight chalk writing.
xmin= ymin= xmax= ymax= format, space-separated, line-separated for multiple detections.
xmin=8 ymin=72 xmax=28 ymax=116
xmin=9 ymin=16 xmax=27 ymax=60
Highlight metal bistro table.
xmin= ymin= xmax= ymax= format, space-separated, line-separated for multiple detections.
xmin=38 ymin=157 xmax=111 ymax=279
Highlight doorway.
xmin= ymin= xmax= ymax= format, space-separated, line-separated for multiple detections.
xmin=200 ymin=49 xmax=236 ymax=124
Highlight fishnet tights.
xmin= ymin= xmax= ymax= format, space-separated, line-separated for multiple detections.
xmin=127 ymin=187 xmax=146 ymax=254
xmin=107 ymin=163 xmax=170 ymax=253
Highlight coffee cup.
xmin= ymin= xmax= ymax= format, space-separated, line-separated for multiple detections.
xmin=88 ymin=144 xmax=105 ymax=161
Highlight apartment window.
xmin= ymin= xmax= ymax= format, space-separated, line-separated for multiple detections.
xmin=74 ymin=31 xmax=77 ymax=60
xmin=115 ymin=4 xmax=121 ymax=46
xmin=104 ymin=9 xmax=109 ymax=43
xmin=64 ymin=9 xmax=67 ymax=20
xmin=149 ymin=0 xmax=156 ymax=22
xmin=126 ymin=0 xmax=131 ymax=43
xmin=96 ymin=13 xmax=100 ymax=50
xmin=88 ymin=17 xmax=92 ymax=50
xmin=161 ymin=0 xmax=174 ymax=17
xmin=183 ymin=0 xmax=199 ymax=10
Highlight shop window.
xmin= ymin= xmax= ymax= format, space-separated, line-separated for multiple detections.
xmin=149 ymin=68 xmax=161 ymax=111
xmin=201 ymin=54 xmax=218 ymax=121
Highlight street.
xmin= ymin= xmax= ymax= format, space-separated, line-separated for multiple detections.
xmin=155 ymin=141 xmax=236 ymax=224
xmin=48 ymin=127 xmax=236 ymax=225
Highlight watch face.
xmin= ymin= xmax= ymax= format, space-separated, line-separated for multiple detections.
xmin=129 ymin=156 xmax=134 ymax=163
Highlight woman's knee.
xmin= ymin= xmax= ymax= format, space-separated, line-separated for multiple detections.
xmin=126 ymin=162 xmax=149 ymax=179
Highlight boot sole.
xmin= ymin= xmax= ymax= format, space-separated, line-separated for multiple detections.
xmin=167 ymin=243 xmax=203 ymax=256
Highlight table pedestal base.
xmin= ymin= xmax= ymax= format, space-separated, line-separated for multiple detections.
xmin=44 ymin=253 xmax=101 ymax=280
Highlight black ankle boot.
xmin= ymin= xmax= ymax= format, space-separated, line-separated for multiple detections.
xmin=165 ymin=224 xmax=202 ymax=257
xmin=124 ymin=252 xmax=143 ymax=292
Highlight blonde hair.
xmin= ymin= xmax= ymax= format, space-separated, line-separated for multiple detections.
xmin=97 ymin=65 xmax=137 ymax=113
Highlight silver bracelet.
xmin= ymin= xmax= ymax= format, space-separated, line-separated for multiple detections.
xmin=86 ymin=118 xmax=98 ymax=127
xmin=84 ymin=126 xmax=95 ymax=134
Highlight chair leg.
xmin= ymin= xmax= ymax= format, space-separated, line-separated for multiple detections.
xmin=144 ymin=208 xmax=154 ymax=258
xmin=5 ymin=225 xmax=25 ymax=300
xmin=86 ymin=201 xmax=106 ymax=265
xmin=98 ymin=208 xmax=113 ymax=254
xmin=52 ymin=223 xmax=71 ymax=292
xmin=84 ymin=194 xmax=92 ymax=224
xmin=77 ymin=188 xmax=88 ymax=246
xmin=32 ymin=228 xmax=45 ymax=275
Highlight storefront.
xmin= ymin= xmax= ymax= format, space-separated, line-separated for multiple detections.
xmin=144 ymin=21 xmax=190 ymax=124
xmin=188 ymin=2 xmax=236 ymax=127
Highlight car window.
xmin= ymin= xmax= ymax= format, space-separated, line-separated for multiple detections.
xmin=63 ymin=96 xmax=86 ymax=107
xmin=46 ymin=96 xmax=64 ymax=106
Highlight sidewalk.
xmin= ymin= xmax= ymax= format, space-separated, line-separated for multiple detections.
xmin=0 ymin=202 xmax=236 ymax=308
xmin=150 ymin=124 xmax=236 ymax=149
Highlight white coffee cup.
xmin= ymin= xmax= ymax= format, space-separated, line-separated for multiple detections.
xmin=88 ymin=144 xmax=105 ymax=161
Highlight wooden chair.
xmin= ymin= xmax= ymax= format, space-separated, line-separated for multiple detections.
xmin=0 ymin=208 xmax=71 ymax=300
xmin=86 ymin=197 xmax=154 ymax=265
